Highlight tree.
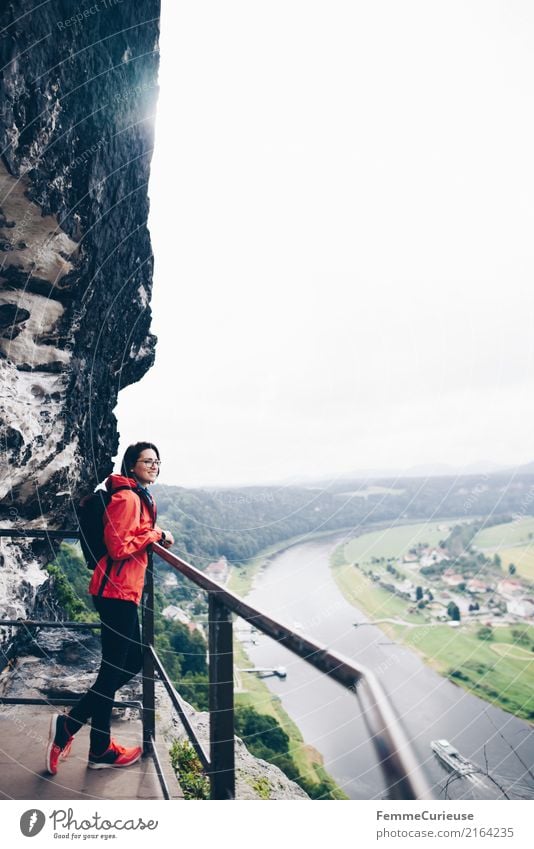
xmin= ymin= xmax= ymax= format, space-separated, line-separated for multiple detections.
xmin=169 ymin=623 xmax=208 ymax=676
xmin=415 ymin=586 xmax=423 ymax=601
xmin=511 ymin=628 xmax=531 ymax=647
xmin=447 ymin=602 xmax=460 ymax=621
xmin=477 ymin=626 xmax=494 ymax=641
xmin=235 ymin=706 xmax=290 ymax=754
xmin=493 ymin=553 xmax=502 ymax=569
xmin=508 ymin=563 xmax=516 ymax=576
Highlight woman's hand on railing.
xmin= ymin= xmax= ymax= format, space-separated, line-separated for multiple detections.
xmin=159 ymin=529 xmax=175 ymax=549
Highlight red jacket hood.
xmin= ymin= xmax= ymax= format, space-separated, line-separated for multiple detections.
xmin=106 ymin=474 xmax=139 ymax=492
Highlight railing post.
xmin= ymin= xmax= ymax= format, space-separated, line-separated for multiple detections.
xmin=141 ymin=552 xmax=156 ymax=755
xmin=208 ymin=593 xmax=235 ymax=799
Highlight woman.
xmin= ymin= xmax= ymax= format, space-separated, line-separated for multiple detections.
xmin=46 ymin=442 xmax=175 ymax=774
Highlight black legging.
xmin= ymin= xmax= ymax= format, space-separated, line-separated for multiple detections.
xmin=66 ymin=596 xmax=143 ymax=754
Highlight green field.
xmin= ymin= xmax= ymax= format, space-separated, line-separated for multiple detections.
xmin=332 ymin=523 xmax=534 ymax=721
xmin=344 ymin=520 xmax=451 ymax=564
xmin=497 ymin=546 xmax=534 ymax=581
xmin=386 ymin=621 xmax=534 ymax=720
xmin=474 ymin=517 xmax=534 ymax=549
xmin=331 ymin=557 xmax=424 ymax=623
xmin=331 ymin=522 xmax=450 ymax=626
xmin=473 ymin=518 xmax=534 ymax=581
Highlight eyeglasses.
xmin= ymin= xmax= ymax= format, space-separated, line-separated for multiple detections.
xmin=137 ymin=459 xmax=161 ymax=467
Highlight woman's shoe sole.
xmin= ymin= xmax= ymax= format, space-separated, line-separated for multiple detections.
xmin=87 ymin=750 xmax=142 ymax=769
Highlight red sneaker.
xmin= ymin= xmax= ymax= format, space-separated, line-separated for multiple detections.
xmin=45 ymin=714 xmax=74 ymax=775
xmin=60 ymin=735 xmax=74 ymax=761
xmin=87 ymin=739 xmax=142 ymax=770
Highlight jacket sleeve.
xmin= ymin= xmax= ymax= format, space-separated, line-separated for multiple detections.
xmin=104 ymin=489 xmax=163 ymax=560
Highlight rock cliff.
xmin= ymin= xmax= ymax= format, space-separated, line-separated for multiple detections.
xmin=0 ymin=0 xmax=160 ymax=629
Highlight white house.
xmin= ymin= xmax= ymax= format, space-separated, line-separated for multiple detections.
xmin=507 ymin=598 xmax=534 ymax=618
xmin=497 ymin=579 xmax=524 ymax=599
xmin=205 ymin=557 xmax=229 ymax=584
xmin=162 ymin=605 xmax=191 ymax=625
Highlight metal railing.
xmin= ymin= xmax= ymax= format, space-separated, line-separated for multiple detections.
xmin=0 ymin=528 xmax=432 ymax=800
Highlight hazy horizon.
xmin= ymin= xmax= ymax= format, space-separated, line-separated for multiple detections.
xmin=149 ymin=458 xmax=534 ymax=492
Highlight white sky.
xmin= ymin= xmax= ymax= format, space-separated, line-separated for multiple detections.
xmin=116 ymin=0 xmax=534 ymax=488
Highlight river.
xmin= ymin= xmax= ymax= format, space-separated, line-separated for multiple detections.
xmin=236 ymin=534 xmax=534 ymax=800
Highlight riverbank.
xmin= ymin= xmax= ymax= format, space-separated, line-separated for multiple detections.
xmin=227 ymin=526 xmax=356 ymax=597
xmin=233 ymin=640 xmax=347 ymax=799
xmin=228 ymin=531 xmax=349 ymax=799
xmin=330 ymin=531 xmax=534 ymax=722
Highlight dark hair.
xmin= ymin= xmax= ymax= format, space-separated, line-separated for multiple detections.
xmin=121 ymin=442 xmax=161 ymax=478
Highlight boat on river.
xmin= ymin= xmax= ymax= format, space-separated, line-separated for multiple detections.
xmin=430 ymin=739 xmax=477 ymax=776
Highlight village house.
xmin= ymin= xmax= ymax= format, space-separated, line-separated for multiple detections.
xmin=442 ymin=569 xmax=464 ymax=587
xmin=507 ymin=598 xmax=534 ymax=618
xmin=497 ymin=579 xmax=524 ymax=599
xmin=161 ymin=604 xmax=205 ymax=636
xmin=205 ymin=556 xmax=230 ymax=584
xmin=162 ymin=572 xmax=179 ymax=588
xmin=466 ymin=578 xmax=491 ymax=593
xmin=162 ymin=604 xmax=191 ymax=625
xmin=402 ymin=552 xmax=419 ymax=563
xmin=419 ymin=547 xmax=449 ymax=569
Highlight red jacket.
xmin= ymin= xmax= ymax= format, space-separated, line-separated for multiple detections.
xmin=88 ymin=474 xmax=163 ymax=605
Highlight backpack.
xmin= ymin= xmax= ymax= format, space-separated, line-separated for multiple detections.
xmin=77 ymin=484 xmax=153 ymax=570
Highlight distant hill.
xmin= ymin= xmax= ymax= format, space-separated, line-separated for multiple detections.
xmin=508 ymin=460 xmax=534 ymax=476
xmin=152 ymin=469 xmax=534 ymax=568
xmin=293 ymin=460 xmax=519 ymax=486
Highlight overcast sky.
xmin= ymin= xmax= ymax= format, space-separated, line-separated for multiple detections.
xmin=116 ymin=0 xmax=534 ymax=488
